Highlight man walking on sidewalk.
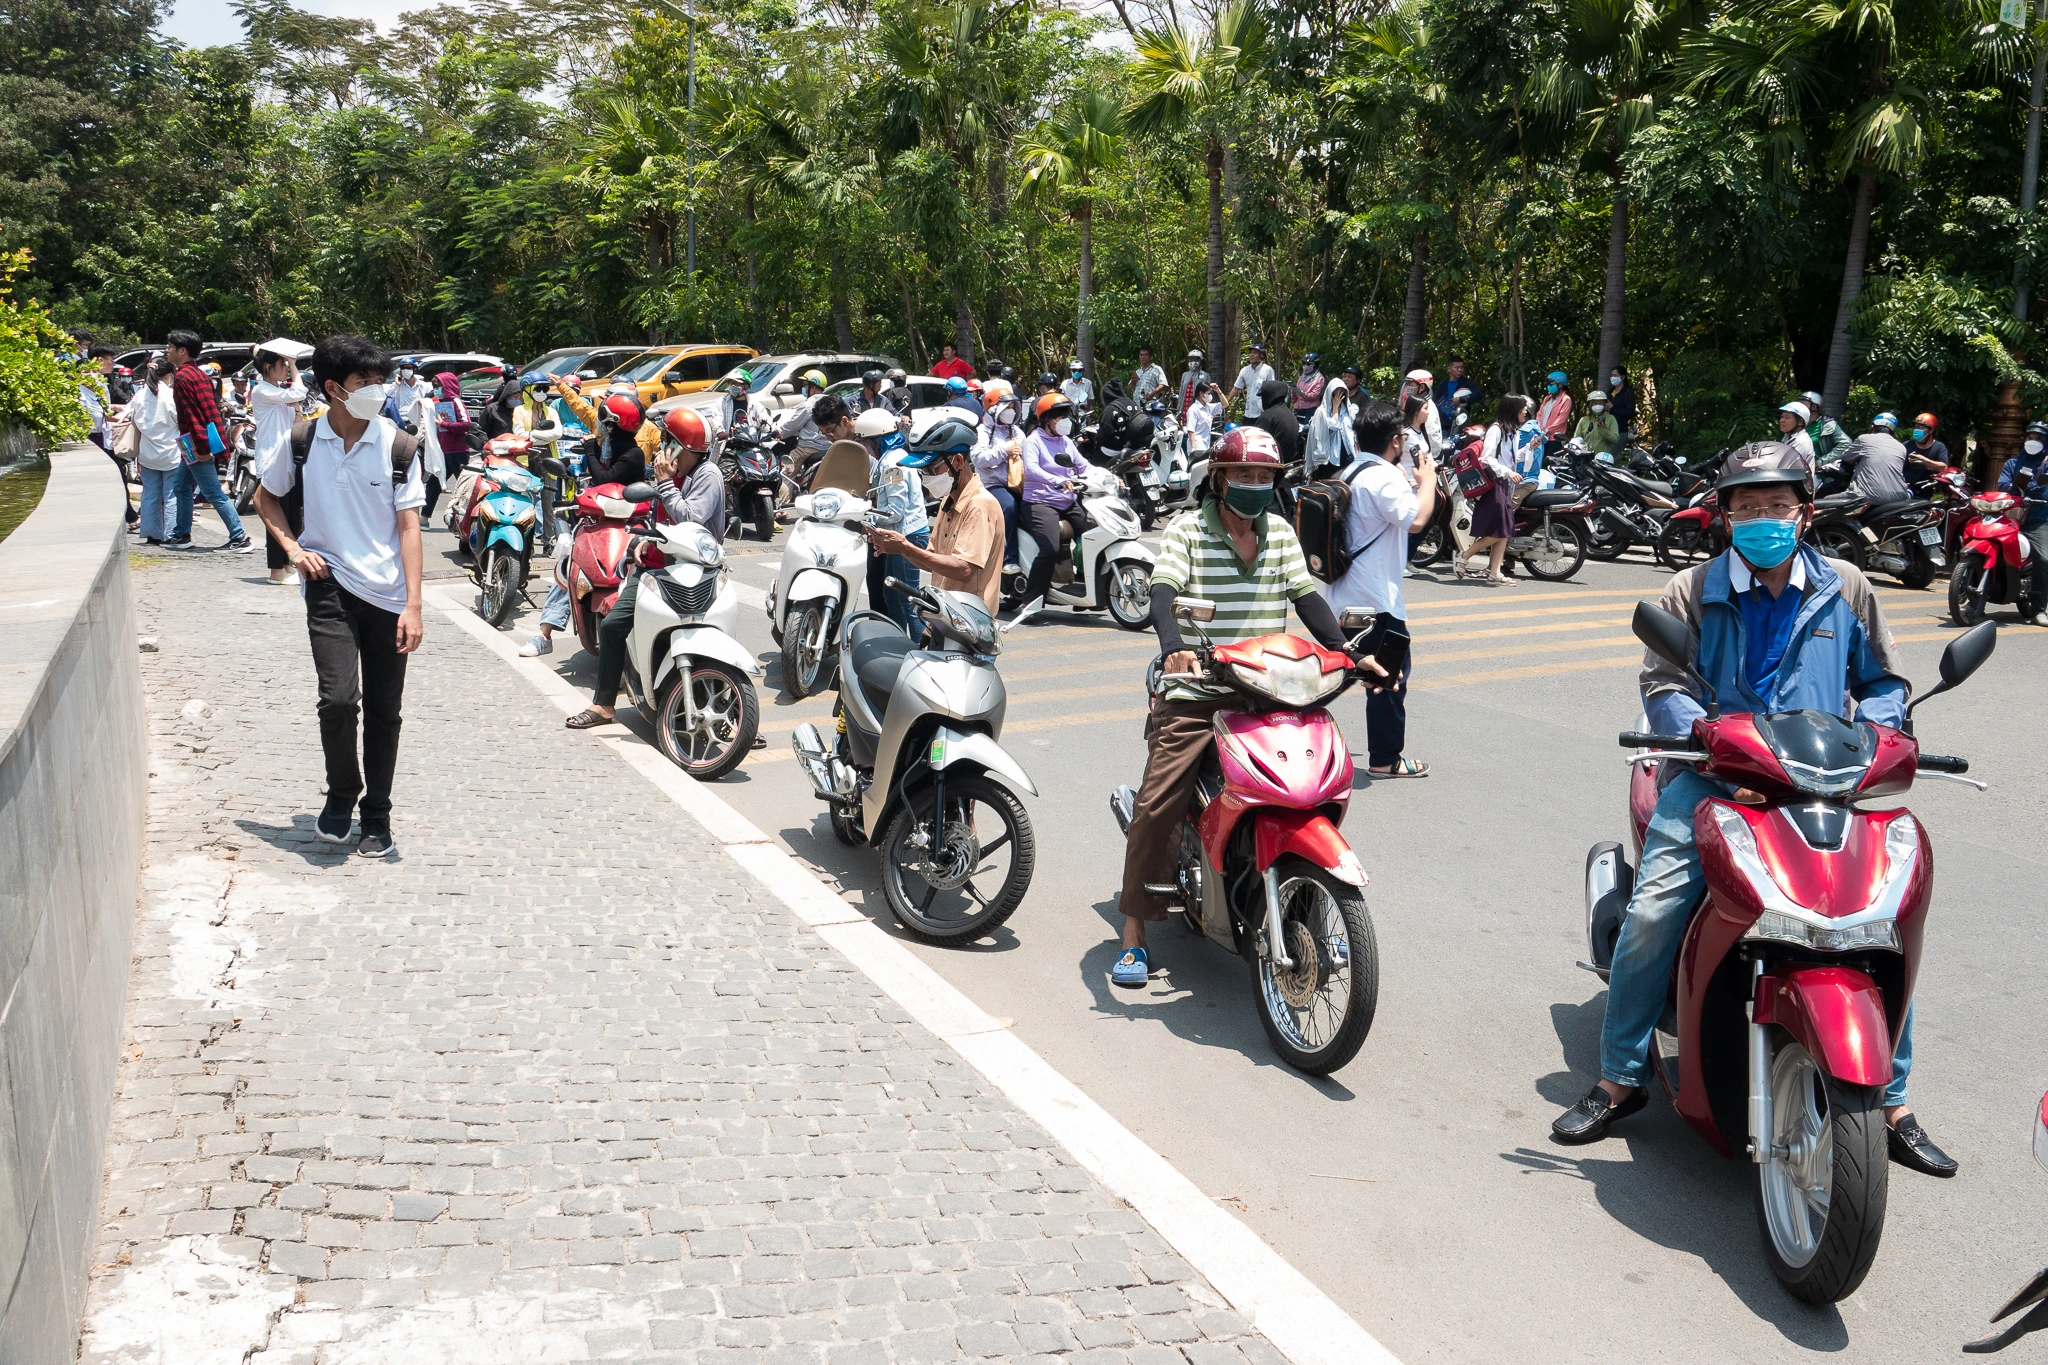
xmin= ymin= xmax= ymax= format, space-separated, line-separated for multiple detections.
xmin=254 ymin=335 xmax=425 ymax=859
xmin=164 ymin=329 xmax=254 ymax=552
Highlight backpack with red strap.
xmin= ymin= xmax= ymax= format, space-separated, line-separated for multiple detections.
xmin=1448 ymin=426 xmax=1496 ymax=500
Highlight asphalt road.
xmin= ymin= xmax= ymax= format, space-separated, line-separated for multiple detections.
xmin=456 ymin=522 xmax=2048 ymax=1365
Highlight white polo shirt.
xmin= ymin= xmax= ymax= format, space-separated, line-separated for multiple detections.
xmin=1326 ymin=453 xmax=1421 ymax=620
xmin=261 ymin=413 xmax=425 ymax=613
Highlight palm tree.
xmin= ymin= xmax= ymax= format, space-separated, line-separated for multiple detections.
xmin=1528 ymin=0 xmax=1688 ymax=382
xmin=1125 ymin=2 xmax=1265 ymax=368
xmin=1685 ymin=0 xmax=1946 ymax=414
xmin=1017 ymin=91 xmax=1125 ymax=379
xmin=584 ymin=95 xmax=690 ymax=341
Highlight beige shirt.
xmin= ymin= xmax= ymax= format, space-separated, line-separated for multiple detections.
xmin=927 ymin=471 xmax=1004 ymax=615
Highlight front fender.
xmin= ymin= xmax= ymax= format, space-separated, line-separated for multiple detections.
xmin=787 ymin=567 xmax=847 ymax=607
xmin=931 ymin=727 xmax=1038 ymax=797
xmin=651 ymin=625 xmax=762 ymax=692
xmin=1108 ymin=541 xmax=1157 ymax=568
xmin=485 ymin=524 xmax=526 ymax=553
xmin=1251 ymin=808 xmax=1366 ymax=886
xmin=1755 ymin=965 xmax=1892 ymax=1088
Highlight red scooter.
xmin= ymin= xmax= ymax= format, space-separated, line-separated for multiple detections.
xmin=1966 ymin=1090 xmax=2048 ymax=1351
xmin=549 ymin=466 xmax=662 ymax=655
xmin=1949 ymin=488 xmax=2045 ymax=626
xmin=1583 ymin=602 xmax=1996 ymax=1303
xmin=1110 ymin=597 xmax=1382 ymax=1074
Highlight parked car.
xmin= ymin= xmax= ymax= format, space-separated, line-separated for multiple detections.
xmin=517 ymin=345 xmax=647 ymax=385
xmin=412 ymin=351 xmax=505 ymax=382
xmin=728 ymin=353 xmax=899 ymax=418
xmin=604 ymin=343 xmax=758 ymax=411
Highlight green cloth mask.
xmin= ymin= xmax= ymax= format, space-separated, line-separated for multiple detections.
xmin=1223 ymin=482 xmax=1276 ymax=517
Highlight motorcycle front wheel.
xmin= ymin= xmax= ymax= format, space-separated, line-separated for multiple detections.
xmin=1518 ymin=519 xmax=1587 ymax=582
xmin=1583 ymin=513 xmax=1629 ymax=561
xmin=480 ymin=548 xmax=523 ymax=626
xmin=1251 ymin=857 xmax=1378 ymax=1075
xmin=1106 ymin=560 xmax=1153 ymax=630
xmin=1948 ymin=555 xmax=1986 ymax=626
xmin=1812 ymin=525 xmax=1864 ymax=570
xmin=1754 ymin=1037 xmax=1888 ymax=1304
xmin=1407 ymin=517 xmax=1447 ymax=566
xmin=655 ymin=661 xmax=759 ymax=780
xmin=753 ymin=491 xmax=775 ymax=543
xmin=781 ymin=603 xmax=832 ymax=699
xmin=1656 ymin=518 xmax=1715 ymax=571
xmin=879 ymin=773 xmax=1035 ymax=946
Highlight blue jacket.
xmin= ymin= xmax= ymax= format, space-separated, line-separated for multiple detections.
xmin=1997 ymin=454 xmax=2048 ymax=528
xmin=1641 ymin=546 xmax=1908 ymax=735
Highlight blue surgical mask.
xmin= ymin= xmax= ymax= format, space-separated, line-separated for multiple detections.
xmin=1911 ymin=428 xmax=1927 ymax=441
xmin=1730 ymin=517 xmax=1800 ymax=570
xmin=1548 ymin=382 xmax=1560 ymax=394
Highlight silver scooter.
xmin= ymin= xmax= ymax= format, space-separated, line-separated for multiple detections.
xmin=619 ymin=520 xmax=760 ymax=780
xmin=790 ymin=579 xmax=1038 ymax=946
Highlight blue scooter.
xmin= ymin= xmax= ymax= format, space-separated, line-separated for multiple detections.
xmin=460 ymin=434 xmax=545 ymax=626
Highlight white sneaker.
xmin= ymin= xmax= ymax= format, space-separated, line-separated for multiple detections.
xmin=519 ymin=635 xmax=553 ymax=657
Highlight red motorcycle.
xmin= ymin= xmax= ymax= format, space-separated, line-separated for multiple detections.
xmin=1110 ymin=598 xmax=1382 ymax=1074
xmin=551 ymin=469 xmax=662 ymax=655
xmin=1583 ymin=602 xmax=1995 ymax=1302
xmin=1949 ymin=488 xmax=2045 ymax=626
xmin=1927 ymin=464 xmax=1973 ymax=556
xmin=1965 ymin=1090 xmax=2048 ymax=1351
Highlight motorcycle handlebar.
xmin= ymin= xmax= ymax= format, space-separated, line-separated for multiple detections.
xmin=1619 ymin=731 xmax=1699 ymax=750
xmin=1916 ymin=753 xmax=1969 ymax=774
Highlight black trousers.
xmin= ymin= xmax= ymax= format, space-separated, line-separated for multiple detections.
xmin=593 ymin=574 xmax=641 ymax=707
xmin=1360 ymin=613 xmax=1411 ymax=769
xmin=1020 ymin=501 xmax=1086 ymax=603
xmin=306 ymin=577 xmax=408 ymax=827
xmin=91 ymin=432 xmax=137 ymax=524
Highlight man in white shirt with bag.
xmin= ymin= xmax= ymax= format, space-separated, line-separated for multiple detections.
xmin=1324 ymin=399 xmax=1438 ymax=779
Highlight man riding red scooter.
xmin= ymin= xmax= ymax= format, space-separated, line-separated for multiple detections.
xmin=1551 ymin=443 xmax=1962 ymax=1221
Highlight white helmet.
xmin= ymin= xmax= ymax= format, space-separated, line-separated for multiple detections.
xmin=854 ymin=408 xmax=898 ymax=438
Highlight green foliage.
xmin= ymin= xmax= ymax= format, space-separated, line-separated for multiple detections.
xmin=1852 ymin=265 xmax=2046 ymax=431
xmin=0 ymin=251 xmax=94 ymax=446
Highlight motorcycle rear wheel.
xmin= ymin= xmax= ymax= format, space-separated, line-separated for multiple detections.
xmin=1753 ymin=1037 xmax=1888 ymax=1304
xmin=1812 ymin=526 xmax=1864 ymax=570
xmin=1517 ymin=519 xmax=1586 ymax=582
xmin=1948 ymin=555 xmax=1986 ymax=626
xmin=655 ymin=661 xmax=759 ymax=780
xmin=1407 ymin=518 xmax=1447 ymax=566
xmin=781 ymin=603 xmax=832 ymax=699
xmin=1251 ymin=857 xmax=1378 ymax=1075
xmin=480 ymin=549 xmax=523 ymax=626
xmin=1656 ymin=518 xmax=1715 ymax=572
xmin=879 ymin=773 xmax=1035 ymax=945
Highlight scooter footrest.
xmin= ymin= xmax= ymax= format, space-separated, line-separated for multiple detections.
xmin=1142 ymin=883 xmax=1179 ymax=897
xmin=1575 ymin=960 xmax=1612 ymax=981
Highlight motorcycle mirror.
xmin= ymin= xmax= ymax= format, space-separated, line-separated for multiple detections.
xmin=619 ymin=481 xmax=658 ymax=504
xmin=773 ymin=383 xmax=796 ymax=397
xmin=539 ymin=457 xmax=567 ymax=479
xmin=577 ymin=369 xmax=599 ymax=381
xmin=1910 ymin=620 xmax=1997 ymax=714
xmin=1631 ymin=601 xmax=1718 ymax=716
xmin=1337 ymin=606 xmax=1377 ymax=632
xmin=1173 ymin=597 xmax=1217 ymax=624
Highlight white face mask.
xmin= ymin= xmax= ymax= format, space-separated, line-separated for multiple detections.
xmin=2028 ymin=439 xmax=2044 ymax=456
xmin=994 ymin=403 xmax=1017 ymax=426
xmin=340 ymin=382 xmax=388 ymax=419
xmin=1053 ymin=418 xmax=1072 ymax=438
xmin=924 ymin=470 xmax=955 ymax=499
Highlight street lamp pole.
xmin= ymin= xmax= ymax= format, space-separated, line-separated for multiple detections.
xmin=2017 ymin=0 xmax=2048 ymax=320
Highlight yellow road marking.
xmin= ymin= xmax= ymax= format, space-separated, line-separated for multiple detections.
xmin=1425 ymin=635 xmax=1640 ymax=665
xmin=1409 ymin=654 xmax=1644 ymax=690
xmin=1404 ymin=588 xmax=1653 ymax=613
xmin=1420 ymin=618 xmax=1627 ymax=644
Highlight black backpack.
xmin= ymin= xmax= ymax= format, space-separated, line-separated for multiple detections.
xmin=280 ymin=419 xmax=422 ymax=536
xmin=1293 ymin=456 xmax=1392 ymax=584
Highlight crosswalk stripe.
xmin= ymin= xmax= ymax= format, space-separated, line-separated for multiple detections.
xmin=1425 ymin=635 xmax=1639 ymax=666
xmin=1421 ymin=618 xmax=1626 ymax=644
xmin=1409 ymin=653 xmax=1644 ymax=690
xmin=1404 ymin=588 xmax=1652 ymax=613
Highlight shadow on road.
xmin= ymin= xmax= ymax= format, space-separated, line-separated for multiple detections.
xmin=231 ymin=817 xmax=356 ymax=867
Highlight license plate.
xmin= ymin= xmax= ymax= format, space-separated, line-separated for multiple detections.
xmin=1918 ymin=526 xmax=1941 ymax=546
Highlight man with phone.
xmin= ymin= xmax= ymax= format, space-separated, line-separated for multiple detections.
xmin=1324 ymin=399 xmax=1437 ymax=778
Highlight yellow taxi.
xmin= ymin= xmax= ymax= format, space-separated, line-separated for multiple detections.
xmin=597 ymin=343 xmax=758 ymax=409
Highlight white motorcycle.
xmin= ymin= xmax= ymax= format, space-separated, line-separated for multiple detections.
xmin=619 ymin=520 xmax=761 ymax=779
xmin=1003 ymin=464 xmax=1157 ymax=629
xmin=766 ymin=441 xmax=882 ymax=699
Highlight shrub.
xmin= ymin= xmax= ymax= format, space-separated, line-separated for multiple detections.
xmin=0 ymin=250 xmax=94 ymax=447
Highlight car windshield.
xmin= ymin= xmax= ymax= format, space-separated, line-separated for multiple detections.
xmin=530 ymin=353 xmax=583 ymax=378
xmin=616 ymin=351 xmax=677 ymax=382
xmin=744 ymin=363 xmax=786 ymax=393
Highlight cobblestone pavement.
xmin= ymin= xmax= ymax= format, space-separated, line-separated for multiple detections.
xmin=78 ymin=535 xmax=1291 ymax=1365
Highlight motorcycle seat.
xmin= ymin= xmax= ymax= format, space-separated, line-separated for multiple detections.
xmin=1869 ymin=498 xmax=1931 ymax=520
xmin=847 ymin=617 xmax=914 ymax=709
xmin=1814 ymin=492 xmax=1863 ymax=511
xmin=1521 ymin=488 xmax=1581 ymax=510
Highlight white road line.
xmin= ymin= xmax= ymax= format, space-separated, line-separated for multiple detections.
xmin=423 ymin=585 xmax=1400 ymax=1365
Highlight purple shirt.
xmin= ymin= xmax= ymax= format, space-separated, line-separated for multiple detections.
xmin=1020 ymin=429 xmax=1080 ymax=509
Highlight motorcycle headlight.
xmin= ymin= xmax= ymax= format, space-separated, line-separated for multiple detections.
xmin=1744 ymin=911 xmax=1901 ymax=952
xmin=1228 ymin=653 xmax=1344 ymax=707
xmin=811 ymin=491 xmax=846 ymax=522
xmin=1715 ymin=805 xmax=1915 ymax=952
xmin=514 ymin=505 xmax=535 ymax=526
xmin=673 ymin=522 xmax=723 ymax=566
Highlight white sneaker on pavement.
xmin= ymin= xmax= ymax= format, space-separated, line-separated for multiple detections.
xmin=519 ymin=635 xmax=553 ymax=657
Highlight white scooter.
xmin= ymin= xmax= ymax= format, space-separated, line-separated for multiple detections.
xmin=766 ymin=440 xmax=882 ymax=699
xmin=619 ymin=520 xmax=761 ymax=780
xmin=1003 ymin=464 xmax=1156 ymax=630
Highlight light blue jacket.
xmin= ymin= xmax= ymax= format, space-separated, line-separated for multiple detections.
xmin=1642 ymin=546 xmax=1908 ymax=735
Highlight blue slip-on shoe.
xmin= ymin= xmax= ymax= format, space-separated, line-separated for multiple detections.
xmin=1110 ymin=947 xmax=1149 ymax=989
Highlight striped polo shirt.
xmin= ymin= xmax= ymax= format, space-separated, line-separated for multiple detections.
xmin=1153 ymin=501 xmax=1318 ymax=702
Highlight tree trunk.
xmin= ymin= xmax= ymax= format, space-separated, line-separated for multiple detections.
xmin=1205 ymin=136 xmax=1225 ymax=371
xmin=900 ymin=273 xmax=926 ymax=371
xmin=1398 ymin=230 xmax=1429 ymax=374
xmin=1822 ymin=172 xmax=1877 ymax=419
xmin=1076 ymin=196 xmax=1094 ymax=379
xmin=1597 ymin=179 xmax=1627 ymax=383
xmin=1222 ymin=140 xmax=1241 ymax=372
xmin=986 ymin=147 xmax=1008 ymax=350
xmin=744 ymin=186 xmax=763 ymax=352
xmin=830 ymin=251 xmax=854 ymax=352
xmin=952 ymin=282 xmax=975 ymax=364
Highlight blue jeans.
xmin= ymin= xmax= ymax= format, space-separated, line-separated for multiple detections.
xmin=1600 ymin=768 xmax=1915 ymax=1106
xmin=175 ymin=459 xmax=246 ymax=542
xmin=539 ymin=518 xmax=575 ymax=631
xmin=989 ymin=486 xmax=1019 ymax=564
xmin=138 ymin=466 xmax=179 ymax=540
xmin=867 ymin=527 xmax=929 ymax=631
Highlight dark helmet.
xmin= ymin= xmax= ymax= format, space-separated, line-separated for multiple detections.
xmin=999 ymin=366 xmax=1017 ymax=383
xmin=1038 ymin=371 xmax=1058 ymax=390
xmin=1717 ymin=440 xmax=1814 ymax=498
xmin=903 ymin=414 xmax=979 ymax=468
xmin=2025 ymin=420 xmax=2048 ymax=440
xmin=861 ymin=367 xmax=886 ymax=386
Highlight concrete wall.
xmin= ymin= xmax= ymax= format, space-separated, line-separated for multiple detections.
xmin=0 ymin=444 xmax=146 ymax=1360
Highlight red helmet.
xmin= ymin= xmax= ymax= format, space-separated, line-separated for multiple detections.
xmin=1913 ymin=411 xmax=1939 ymax=432
xmin=557 ymin=374 xmax=582 ymax=393
xmin=1210 ymin=426 xmax=1282 ymax=469
xmin=599 ymin=393 xmax=643 ymax=433
xmin=660 ymin=406 xmax=710 ymax=453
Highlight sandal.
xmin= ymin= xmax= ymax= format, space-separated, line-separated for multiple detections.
xmin=1369 ymin=757 xmax=1430 ymax=779
xmin=564 ymin=708 xmax=615 ymax=730
xmin=1110 ymin=947 xmax=1150 ymax=988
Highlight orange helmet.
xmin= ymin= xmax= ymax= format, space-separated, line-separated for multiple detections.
xmin=1034 ymin=392 xmax=1072 ymax=423
xmin=660 ymin=406 xmax=710 ymax=453
xmin=1913 ymin=411 xmax=1939 ymax=432
xmin=1210 ymin=426 xmax=1282 ymax=469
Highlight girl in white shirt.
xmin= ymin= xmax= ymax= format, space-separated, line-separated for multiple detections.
xmin=1457 ymin=394 xmax=1531 ymax=584
xmin=251 ymin=348 xmax=311 ymax=582
xmin=126 ymin=358 xmax=184 ymax=544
